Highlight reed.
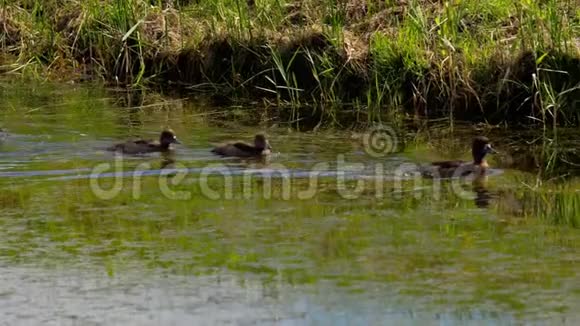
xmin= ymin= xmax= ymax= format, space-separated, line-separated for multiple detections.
xmin=522 ymin=181 xmax=580 ymax=228
xmin=0 ymin=0 xmax=579 ymax=127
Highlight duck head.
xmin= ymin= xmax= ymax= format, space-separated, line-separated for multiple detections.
xmin=160 ymin=129 xmax=180 ymax=148
xmin=472 ymin=136 xmax=496 ymax=165
xmin=254 ymin=134 xmax=272 ymax=151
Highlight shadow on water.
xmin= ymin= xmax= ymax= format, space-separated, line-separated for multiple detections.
xmin=0 ymin=82 xmax=579 ymax=324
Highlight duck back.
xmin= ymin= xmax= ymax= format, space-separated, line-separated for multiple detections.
xmin=109 ymin=139 xmax=162 ymax=154
xmin=212 ymin=142 xmax=265 ymax=157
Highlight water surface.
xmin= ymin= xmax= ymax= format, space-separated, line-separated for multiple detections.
xmin=0 ymin=82 xmax=579 ymax=325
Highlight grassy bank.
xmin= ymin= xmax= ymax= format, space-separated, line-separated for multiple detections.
xmin=1 ymin=0 xmax=580 ymax=125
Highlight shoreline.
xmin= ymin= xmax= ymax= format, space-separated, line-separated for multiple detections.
xmin=1 ymin=1 xmax=579 ymax=126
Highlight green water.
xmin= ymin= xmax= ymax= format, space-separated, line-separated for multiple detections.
xmin=0 ymin=82 xmax=579 ymax=325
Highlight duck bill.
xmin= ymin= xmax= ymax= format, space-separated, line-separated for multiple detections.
xmin=172 ymin=137 xmax=181 ymax=144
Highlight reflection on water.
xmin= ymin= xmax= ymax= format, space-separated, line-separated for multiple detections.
xmin=473 ymin=179 xmax=492 ymax=208
xmin=5 ymin=265 xmax=555 ymax=325
xmin=0 ymin=82 xmax=579 ymax=324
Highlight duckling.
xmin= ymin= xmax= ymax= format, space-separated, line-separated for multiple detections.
xmin=108 ymin=129 xmax=180 ymax=154
xmin=422 ymin=136 xmax=497 ymax=178
xmin=211 ymin=134 xmax=272 ymax=158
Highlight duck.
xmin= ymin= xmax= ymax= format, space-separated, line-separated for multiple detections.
xmin=211 ymin=134 xmax=272 ymax=158
xmin=108 ymin=129 xmax=180 ymax=154
xmin=421 ymin=136 xmax=497 ymax=178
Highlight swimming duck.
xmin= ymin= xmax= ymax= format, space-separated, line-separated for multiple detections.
xmin=422 ymin=136 xmax=497 ymax=178
xmin=108 ymin=129 xmax=180 ymax=154
xmin=211 ymin=134 xmax=272 ymax=157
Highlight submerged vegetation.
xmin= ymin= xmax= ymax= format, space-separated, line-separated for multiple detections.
xmin=1 ymin=0 xmax=579 ymax=125
xmin=0 ymin=53 xmax=579 ymax=323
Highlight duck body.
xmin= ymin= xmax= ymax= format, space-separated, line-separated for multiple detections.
xmin=421 ymin=136 xmax=495 ymax=179
xmin=108 ymin=129 xmax=180 ymax=155
xmin=108 ymin=140 xmax=169 ymax=154
xmin=212 ymin=134 xmax=272 ymax=158
xmin=422 ymin=160 xmax=488 ymax=179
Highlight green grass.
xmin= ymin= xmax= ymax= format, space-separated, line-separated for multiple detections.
xmin=1 ymin=0 xmax=580 ymax=125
